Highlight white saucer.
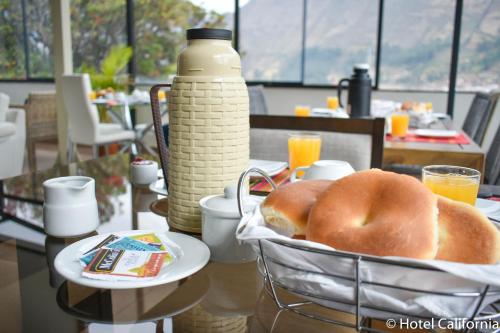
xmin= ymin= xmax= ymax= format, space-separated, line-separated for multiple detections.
xmin=414 ymin=129 xmax=458 ymax=138
xmin=54 ymin=230 xmax=210 ymax=289
xmin=149 ymin=178 xmax=168 ymax=196
xmin=249 ymin=159 xmax=287 ymax=177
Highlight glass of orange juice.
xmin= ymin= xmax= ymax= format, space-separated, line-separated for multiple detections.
xmin=422 ymin=165 xmax=480 ymax=205
xmin=327 ymin=96 xmax=339 ymax=110
xmin=295 ymin=105 xmax=311 ymax=117
xmin=391 ymin=111 xmax=410 ymax=138
xmin=158 ymin=90 xmax=166 ymax=101
xmin=88 ymin=91 xmax=97 ymax=101
xmin=288 ymin=133 xmax=322 ymax=173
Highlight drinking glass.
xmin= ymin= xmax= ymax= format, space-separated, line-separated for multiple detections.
xmin=288 ymin=133 xmax=321 ymax=173
xmin=422 ymin=165 xmax=480 ymax=205
xmin=294 ymin=105 xmax=311 ymax=117
xmin=327 ymin=96 xmax=339 ymax=110
xmin=391 ymin=112 xmax=410 ymax=138
xmin=88 ymin=91 xmax=97 ymax=101
xmin=158 ymin=90 xmax=166 ymax=101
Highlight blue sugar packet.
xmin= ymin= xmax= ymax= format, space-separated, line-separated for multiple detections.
xmin=80 ymin=236 xmax=163 ymax=266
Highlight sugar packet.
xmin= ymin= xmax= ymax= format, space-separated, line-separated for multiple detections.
xmin=82 ymin=248 xmax=166 ymax=281
xmin=79 ymin=236 xmax=163 ymax=267
xmin=78 ymin=232 xmax=182 ymax=275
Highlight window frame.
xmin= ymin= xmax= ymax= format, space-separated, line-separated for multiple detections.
xmin=0 ymin=0 xmax=473 ymax=116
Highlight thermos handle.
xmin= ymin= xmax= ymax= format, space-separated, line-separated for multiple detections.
xmin=337 ymin=78 xmax=350 ymax=108
xmin=150 ymin=84 xmax=171 ymax=187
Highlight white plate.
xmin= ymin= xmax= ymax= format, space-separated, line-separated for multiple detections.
xmin=311 ymin=108 xmax=349 ymax=118
xmin=249 ymin=159 xmax=287 ymax=177
xmin=54 ymin=230 xmax=210 ymax=289
xmin=414 ymin=129 xmax=458 ymax=138
xmin=149 ymin=178 xmax=168 ymax=196
xmin=476 ymin=198 xmax=500 ymax=220
xmin=431 ymin=113 xmax=449 ymax=119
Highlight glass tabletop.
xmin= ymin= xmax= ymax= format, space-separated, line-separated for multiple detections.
xmin=0 ymin=153 xmax=363 ymax=333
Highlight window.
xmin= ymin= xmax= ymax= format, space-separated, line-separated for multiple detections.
xmin=379 ymin=0 xmax=455 ymax=91
xmin=134 ymin=0 xmax=233 ymax=83
xmin=0 ymin=0 xmax=27 ymax=79
xmin=71 ymin=0 xmax=127 ymax=73
xmin=0 ymin=0 xmax=499 ymax=98
xmin=304 ymin=0 xmax=378 ymax=85
xmin=457 ymin=0 xmax=500 ymax=91
xmin=239 ymin=0 xmax=303 ymax=82
xmin=26 ymin=0 xmax=53 ymax=78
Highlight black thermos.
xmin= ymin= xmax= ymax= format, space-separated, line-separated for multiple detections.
xmin=337 ymin=64 xmax=372 ymax=118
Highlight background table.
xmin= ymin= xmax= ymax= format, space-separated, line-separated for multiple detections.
xmin=93 ymin=97 xmax=168 ymax=155
xmin=383 ymin=119 xmax=485 ymax=173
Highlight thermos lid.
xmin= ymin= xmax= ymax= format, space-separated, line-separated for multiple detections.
xmin=354 ymin=63 xmax=370 ymax=71
xmin=187 ymin=28 xmax=232 ymax=41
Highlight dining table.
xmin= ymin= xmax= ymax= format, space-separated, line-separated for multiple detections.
xmin=1 ymin=153 xmax=500 ymax=332
xmin=0 ymin=153 xmax=391 ymax=333
xmin=93 ymin=95 xmax=168 ymax=156
xmin=383 ymin=117 xmax=485 ymax=174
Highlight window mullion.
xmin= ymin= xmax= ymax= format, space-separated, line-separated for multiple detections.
xmin=375 ymin=0 xmax=384 ymax=89
xmin=20 ymin=0 xmax=30 ymax=79
xmin=446 ymin=0 xmax=463 ymax=117
xmin=300 ymin=0 xmax=307 ymax=84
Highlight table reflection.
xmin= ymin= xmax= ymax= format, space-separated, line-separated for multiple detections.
xmin=0 ymin=152 xmax=367 ymax=332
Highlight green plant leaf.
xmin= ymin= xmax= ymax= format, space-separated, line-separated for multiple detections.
xmin=101 ymin=45 xmax=132 ymax=77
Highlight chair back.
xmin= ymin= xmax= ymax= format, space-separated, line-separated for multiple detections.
xmin=250 ymin=115 xmax=385 ymax=170
xmin=25 ymin=91 xmax=57 ymax=140
xmin=485 ymin=125 xmax=500 ymax=185
xmin=0 ymin=92 xmax=9 ymax=122
xmin=248 ymin=85 xmax=268 ymax=115
xmin=61 ymin=74 xmax=99 ymax=145
xmin=462 ymin=91 xmax=500 ymax=146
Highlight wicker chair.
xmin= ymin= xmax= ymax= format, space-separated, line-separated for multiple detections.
xmin=24 ymin=92 xmax=58 ymax=172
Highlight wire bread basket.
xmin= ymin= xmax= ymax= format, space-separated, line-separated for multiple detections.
xmin=236 ymin=168 xmax=500 ymax=332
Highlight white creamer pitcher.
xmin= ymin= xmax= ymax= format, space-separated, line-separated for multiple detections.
xmin=43 ymin=176 xmax=99 ymax=237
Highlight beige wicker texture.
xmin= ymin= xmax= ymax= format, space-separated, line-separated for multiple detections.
xmin=172 ymin=304 xmax=247 ymax=333
xmin=25 ymin=91 xmax=57 ymax=172
xmin=168 ymin=76 xmax=249 ymax=232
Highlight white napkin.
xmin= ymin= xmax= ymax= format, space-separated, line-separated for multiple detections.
xmin=237 ymin=206 xmax=500 ymax=319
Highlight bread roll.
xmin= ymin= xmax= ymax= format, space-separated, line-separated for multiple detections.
xmin=436 ymin=196 xmax=500 ymax=264
xmin=261 ymin=180 xmax=332 ymax=236
xmin=307 ymin=169 xmax=439 ymax=259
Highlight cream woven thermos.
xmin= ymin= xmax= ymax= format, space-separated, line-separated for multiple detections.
xmin=165 ymin=28 xmax=249 ymax=233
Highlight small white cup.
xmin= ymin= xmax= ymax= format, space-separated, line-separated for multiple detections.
xmin=130 ymin=160 xmax=158 ymax=185
xmin=290 ymin=160 xmax=355 ymax=182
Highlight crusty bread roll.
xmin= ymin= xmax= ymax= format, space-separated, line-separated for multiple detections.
xmin=436 ymin=195 xmax=500 ymax=264
xmin=307 ymin=169 xmax=439 ymax=259
xmin=261 ymin=180 xmax=332 ymax=236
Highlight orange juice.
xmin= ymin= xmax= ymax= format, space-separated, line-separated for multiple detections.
xmin=391 ymin=113 xmax=410 ymax=137
xmin=88 ymin=91 xmax=97 ymax=101
xmin=295 ymin=106 xmax=311 ymax=117
xmin=423 ymin=175 xmax=479 ymax=205
xmin=158 ymin=90 xmax=166 ymax=101
xmin=288 ymin=134 xmax=321 ymax=172
xmin=422 ymin=166 xmax=481 ymax=205
xmin=327 ymin=96 xmax=339 ymax=110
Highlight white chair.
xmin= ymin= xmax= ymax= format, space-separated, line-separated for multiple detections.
xmin=61 ymin=74 xmax=135 ymax=159
xmin=0 ymin=93 xmax=26 ymax=179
